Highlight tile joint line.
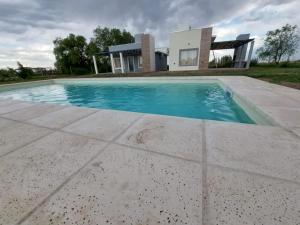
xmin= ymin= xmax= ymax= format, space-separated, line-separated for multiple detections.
xmin=0 ymin=108 xmax=100 ymax=159
xmin=202 ymin=120 xmax=208 ymax=225
xmin=15 ymin=112 xmax=145 ymax=225
xmin=114 ymin=142 xmax=202 ymax=165
xmin=0 ymin=130 xmax=53 ymax=159
xmin=208 ymin=162 xmax=300 ymax=186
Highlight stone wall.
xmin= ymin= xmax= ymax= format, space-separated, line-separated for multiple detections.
xmin=141 ymin=34 xmax=155 ymax=72
xmin=199 ymin=27 xmax=213 ymax=69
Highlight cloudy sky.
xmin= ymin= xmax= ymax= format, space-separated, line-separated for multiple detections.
xmin=0 ymin=0 xmax=299 ymax=68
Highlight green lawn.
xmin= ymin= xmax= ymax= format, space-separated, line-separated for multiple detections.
xmin=1 ymin=67 xmax=300 ymax=89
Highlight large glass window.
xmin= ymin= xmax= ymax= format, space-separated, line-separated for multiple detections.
xmin=179 ymin=48 xmax=198 ymax=66
xmin=114 ymin=58 xmax=121 ymax=68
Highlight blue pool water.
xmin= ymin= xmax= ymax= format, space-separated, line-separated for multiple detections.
xmin=0 ymin=81 xmax=255 ymax=124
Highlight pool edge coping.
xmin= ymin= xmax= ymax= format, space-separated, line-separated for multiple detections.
xmin=0 ymin=76 xmax=299 ymax=129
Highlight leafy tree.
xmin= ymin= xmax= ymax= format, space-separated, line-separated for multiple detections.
xmin=16 ymin=62 xmax=34 ymax=79
xmin=53 ymin=34 xmax=89 ymax=74
xmin=0 ymin=68 xmax=18 ymax=82
xmin=87 ymin=27 xmax=134 ymax=73
xmin=250 ymin=58 xmax=258 ymax=67
xmin=257 ymin=24 xmax=300 ymax=64
xmin=209 ymin=55 xmax=233 ymax=68
xmin=91 ymin=27 xmax=134 ymax=52
xmin=256 ymin=47 xmax=272 ymax=63
xmin=53 ymin=28 xmax=134 ymax=74
xmin=219 ymin=55 xmax=233 ymax=67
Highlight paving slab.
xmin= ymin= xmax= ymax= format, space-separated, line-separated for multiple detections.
xmin=206 ymin=166 xmax=300 ymax=225
xmin=0 ymin=99 xmax=23 ymax=107
xmin=0 ymin=131 xmax=106 ymax=225
xmin=233 ymin=89 xmax=300 ymax=108
xmin=21 ymin=144 xmax=202 ymax=225
xmin=2 ymin=102 xmax=65 ymax=121
xmin=28 ymin=106 xmax=97 ymax=129
xmin=0 ymin=77 xmax=299 ymax=225
xmin=259 ymin=106 xmax=300 ymax=128
xmin=117 ymin=114 xmax=203 ymax=161
xmin=218 ymin=76 xmax=274 ymax=91
xmin=272 ymin=84 xmax=300 ymax=102
xmin=206 ymin=121 xmax=300 ymax=183
xmin=292 ymin=127 xmax=300 ymax=137
xmin=0 ymin=118 xmax=51 ymax=157
xmin=0 ymin=101 xmax=33 ymax=114
xmin=63 ymin=109 xmax=142 ymax=141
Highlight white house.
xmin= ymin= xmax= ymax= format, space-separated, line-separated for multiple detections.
xmin=169 ymin=27 xmax=255 ymax=71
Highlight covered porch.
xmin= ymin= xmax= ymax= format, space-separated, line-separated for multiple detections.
xmin=211 ymin=35 xmax=255 ymax=69
xmin=94 ymin=49 xmax=143 ymax=74
xmin=109 ymin=49 xmax=143 ymax=74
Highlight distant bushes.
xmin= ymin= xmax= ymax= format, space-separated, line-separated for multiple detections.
xmin=250 ymin=58 xmax=258 ymax=67
xmin=208 ymin=54 xmax=300 ymax=69
xmin=0 ymin=62 xmax=62 ymax=83
xmin=279 ymin=61 xmax=289 ymax=68
xmin=254 ymin=61 xmax=300 ymax=68
xmin=70 ymin=67 xmax=91 ymax=75
xmin=0 ymin=68 xmax=19 ymax=82
xmin=280 ymin=61 xmax=300 ymax=68
xmin=16 ymin=62 xmax=34 ymax=79
xmin=209 ymin=55 xmax=233 ymax=68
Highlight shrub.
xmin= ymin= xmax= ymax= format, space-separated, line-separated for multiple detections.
xmin=16 ymin=62 xmax=34 ymax=79
xmin=219 ymin=55 xmax=233 ymax=68
xmin=279 ymin=61 xmax=289 ymax=68
xmin=71 ymin=67 xmax=91 ymax=75
xmin=0 ymin=68 xmax=19 ymax=82
xmin=250 ymin=58 xmax=258 ymax=67
xmin=209 ymin=55 xmax=233 ymax=68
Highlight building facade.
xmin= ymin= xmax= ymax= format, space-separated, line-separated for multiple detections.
xmin=169 ymin=27 xmax=212 ymax=71
xmin=169 ymin=27 xmax=255 ymax=71
xmin=107 ymin=34 xmax=155 ymax=73
xmin=93 ymin=27 xmax=255 ymax=74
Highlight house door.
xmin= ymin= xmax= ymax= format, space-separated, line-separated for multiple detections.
xmin=128 ymin=57 xmax=134 ymax=72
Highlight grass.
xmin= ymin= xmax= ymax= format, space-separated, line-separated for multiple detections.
xmin=1 ymin=66 xmax=300 ymax=89
xmin=225 ymin=67 xmax=300 ymax=85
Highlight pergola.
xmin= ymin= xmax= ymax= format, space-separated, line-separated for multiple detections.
xmin=93 ymin=43 xmax=142 ymax=74
xmin=210 ymin=38 xmax=255 ymax=68
xmin=211 ymin=39 xmax=254 ymax=50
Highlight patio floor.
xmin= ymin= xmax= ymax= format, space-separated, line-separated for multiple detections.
xmin=0 ymin=76 xmax=299 ymax=225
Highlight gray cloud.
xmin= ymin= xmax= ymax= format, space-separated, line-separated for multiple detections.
xmin=0 ymin=0 xmax=299 ymax=67
xmin=1 ymin=0 xmax=292 ymax=34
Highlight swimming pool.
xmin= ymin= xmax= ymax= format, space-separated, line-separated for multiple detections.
xmin=0 ymin=79 xmax=255 ymax=124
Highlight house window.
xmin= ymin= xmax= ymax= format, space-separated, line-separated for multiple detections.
xmin=138 ymin=56 xmax=143 ymax=68
xmin=179 ymin=48 xmax=198 ymax=66
xmin=114 ymin=58 xmax=121 ymax=68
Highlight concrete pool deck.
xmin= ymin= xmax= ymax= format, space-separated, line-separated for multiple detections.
xmin=0 ymin=76 xmax=299 ymax=225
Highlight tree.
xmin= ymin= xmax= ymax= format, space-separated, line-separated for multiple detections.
xmin=87 ymin=27 xmax=134 ymax=73
xmin=219 ymin=55 xmax=233 ymax=68
xmin=209 ymin=55 xmax=233 ymax=68
xmin=91 ymin=27 xmax=134 ymax=52
xmin=257 ymin=24 xmax=300 ymax=64
xmin=53 ymin=34 xmax=89 ymax=74
xmin=256 ymin=47 xmax=272 ymax=63
xmin=53 ymin=28 xmax=134 ymax=74
xmin=0 ymin=68 xmax=18 ymax=82
xmin=16 ymin=62 xmax=34 ymax=79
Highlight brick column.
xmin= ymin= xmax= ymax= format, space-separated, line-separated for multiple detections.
xmin=199 ymin=27 xmax=213 ymax=70
xmin=141 ymin=34 xmax=155 ymax=72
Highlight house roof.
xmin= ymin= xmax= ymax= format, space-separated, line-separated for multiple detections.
xmin=211 ymin=39 xmax=254 ymax=50
xmin=108 ymin=42 xmax=141 ymax=53
xmin=97 ymin=49 xmax=141 ymax=57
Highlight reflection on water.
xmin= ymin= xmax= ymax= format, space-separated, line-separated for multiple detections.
xmin=0 ymin=82 xmax=255 ymax=124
